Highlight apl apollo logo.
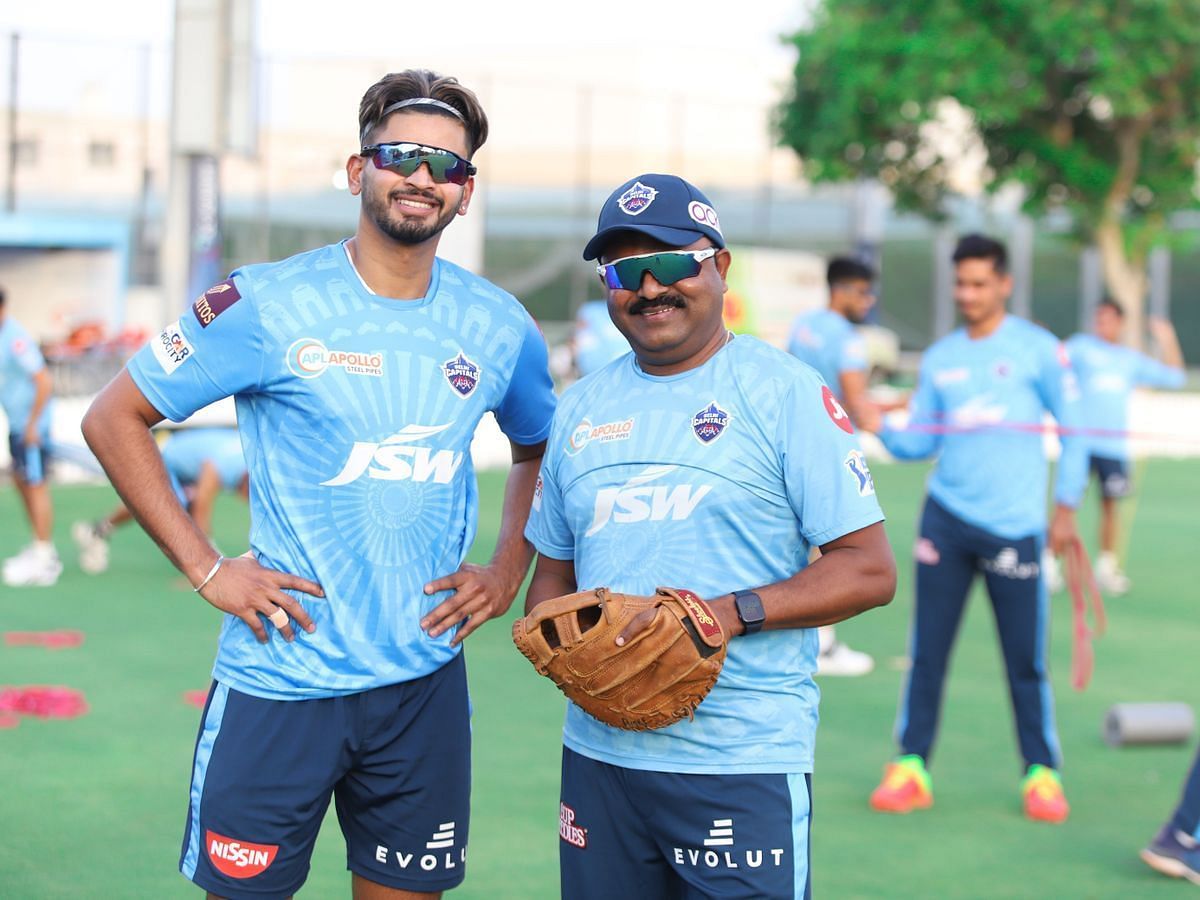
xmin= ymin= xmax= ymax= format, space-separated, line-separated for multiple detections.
xmin=567 ymin=417 xmax=635 ymax=456
xmin=443 ymin=353 xmax=481 ymax=398
xmin=287 ymin=338 xmax=383 ymax=379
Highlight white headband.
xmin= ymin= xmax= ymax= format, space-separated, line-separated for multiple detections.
xmin=361 ymin=97 xmax=465 ymax=144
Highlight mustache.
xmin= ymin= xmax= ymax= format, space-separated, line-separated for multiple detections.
xmin=629 ymin=293 xmax=686 ymax=314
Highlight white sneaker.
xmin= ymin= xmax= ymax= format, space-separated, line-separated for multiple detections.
xmin=1096 ymin=555 xmax=1131 ymax=596
xmin=817 ymin=640 xmax=875 ymax=677
xmin=72 ymin=521 xmax=110 ymax=575
xmin=3 ymin=544 xmax=37 ymax=576
xmin=1042 ymin=549 xmax=1064 ymax=594
xmin=2 ymin=546 xmax=63 ymax=587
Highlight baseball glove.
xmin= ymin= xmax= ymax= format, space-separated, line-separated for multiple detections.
xmin=512 ymin=587 xmax=727 ymax=731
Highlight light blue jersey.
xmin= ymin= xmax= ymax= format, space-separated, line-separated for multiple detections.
xmin=162 ymin=427 xmax=247 ymax=490
xmin=0 ymin=317 xmax=52 ymax=436
xmin=880 ymin=316 xmax=1088 ymax=539
xmin=1065 ymin=333 xmax=1185 ymax=460
xmin=526 ymin=335 xmax=885 ymax=775
xmin=127 ymin=242 xmax=556 ymax=699
xmin=786 ymin=308 xmax=867 ymax=396
xmin=573 ymin=300 xmax=629 ymax=377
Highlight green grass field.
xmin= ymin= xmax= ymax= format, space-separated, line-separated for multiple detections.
xmin=2 ymin=460 xmax=1199 ymax=898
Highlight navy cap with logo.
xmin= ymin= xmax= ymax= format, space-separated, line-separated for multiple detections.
xmin=582 ymin=173 xmax=725 ymax=261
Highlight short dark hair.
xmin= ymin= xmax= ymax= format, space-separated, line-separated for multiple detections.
xmin=826 ymin=256 xmax=875 ymax=288
xmin=952 ymin=233 xmax=1008 ymax=274
xmin=358 ymin=69 xmax=489 ymax=156
xmin=1098 ymin=297 xmax=1126 ymax=318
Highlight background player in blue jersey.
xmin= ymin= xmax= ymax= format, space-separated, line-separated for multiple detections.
xmin=1059 ymin=299 xmax=1185 ymax=595
xmin=0 ymin=286 xmax=61 ymax=587
xmin=82 ymin=69 xmax=555 ymax=899
xmin=787 ymin=256 xmax=882 ymax=677
xmin=869 ymin=234 xmax=1088 ymax=824
xmin=570 ymin=299 xmax=630 ymax=377
xmin=524 ymin=173 xmax=896 ymax=899
xmin=72 ymin=426 xmax=249 ymax=574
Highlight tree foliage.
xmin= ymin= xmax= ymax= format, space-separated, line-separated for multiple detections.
xmin=777 ymin=0 xmax=1200 ymax=316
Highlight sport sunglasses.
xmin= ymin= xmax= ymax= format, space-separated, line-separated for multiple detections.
xmin=596 ymin=247 xmax=719 ymax=291
xmin=360 ymin=142 xmax=477 ymax=185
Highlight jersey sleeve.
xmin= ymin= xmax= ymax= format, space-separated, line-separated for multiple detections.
xmin=1037 ymin=338 xmax=1088 ymax=508
xmin=839 ymin=330 xmax=869 ymax=373
xmin=1135 ymin=353 xmax=1186 ymax=390
xmin=524 ymin=439 xmax=574 ymax=561
xmin=878 ymin=353 xmax=942 ymax=460
xmin=493 ymin=311 xmax=556 ymax=446
xmin=777 ymin=376 xmax=885 ymax=547
xmin=126 ymin=276 xmax=264 ymax=423
xmin=11 ymin=326 xmax=46 ymax=376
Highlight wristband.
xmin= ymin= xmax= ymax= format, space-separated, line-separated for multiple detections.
xmin=193 ymin=555 xmax=225 ymax=593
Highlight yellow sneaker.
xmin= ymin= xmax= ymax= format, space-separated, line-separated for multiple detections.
xmin=1022 ymin=765 xmax=1069 ymax=824
xmin=869 ymin=755 xmax=933 ymax=813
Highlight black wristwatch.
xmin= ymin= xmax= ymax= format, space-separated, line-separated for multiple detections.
xmin=732 ymin=589 xmax=766 ymax=636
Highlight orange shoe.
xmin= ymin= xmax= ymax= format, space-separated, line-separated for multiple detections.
xmin=869 ymin=755 xmax=933 ymax=813
xmin=1022 ymin=765 xmax=1069 ymax=823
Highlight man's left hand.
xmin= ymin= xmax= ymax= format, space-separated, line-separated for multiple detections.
xmin=1048 ymin=504 xmax=1078 ymax=556
xmin=422 ymin=562 xmax=523 ymax=646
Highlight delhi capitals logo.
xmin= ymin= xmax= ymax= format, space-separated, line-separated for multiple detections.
xmin=692 ymin=401 xmax=730 ymax=444
xmin=443 ymin=352 xmax=481 ymax=398
xmin=616 ymin=181 xmax=658 ymax=216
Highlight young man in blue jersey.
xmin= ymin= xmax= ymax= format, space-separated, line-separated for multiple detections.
xmin=0 ymin=286 xmax=61 ymax=587
xmin=787 ymin=256 xmax=882 ymax=676
xmin=1058 ymin=299 xmax=1185 ymax=595
xmin=868 ymin=234 xmax=1088 ymax=824
xmin=83 ymin=69 xmax=556 ymax=899
xmin=73 ymin=427 xmax=249 ymax=574
xmin=524 ymin=174 xmax=896 ymax=899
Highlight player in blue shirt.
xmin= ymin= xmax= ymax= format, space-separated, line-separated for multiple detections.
xmin=787 ymin=256 xmax=882 ymax=676
xmin=72 ymin=426 xmax=249 ymax=574
xmin=868 ymin=234 xmax=1088 ymax=824
xmin=571 ymin=299 xmax=630 ymax=377
xmin=82 ymin=70 xmax=556 ymax=899
xmin=524 ymin=174 xmax=896 ymax=900
xmin=1061 ymin=299 xmax=1185 ymax=595
xmin=0 ymin=286 xmax=61 ymax=587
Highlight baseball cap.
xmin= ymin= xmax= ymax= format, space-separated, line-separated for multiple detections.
xmin=582 ymin=174 xmax=725 ymax=261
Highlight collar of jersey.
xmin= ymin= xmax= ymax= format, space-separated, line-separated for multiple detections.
xmin=632 ymin=333 xmax=737 ymax=383
xmin=337 ymin=239 xmax=441 ymax=308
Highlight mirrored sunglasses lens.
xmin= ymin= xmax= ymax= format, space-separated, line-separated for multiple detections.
xmin=372 ymin=146 xmax=470 ymax=184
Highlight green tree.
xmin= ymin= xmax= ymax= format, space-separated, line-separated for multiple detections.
xmin=777 ymin=0 xmax=1200 ymax=341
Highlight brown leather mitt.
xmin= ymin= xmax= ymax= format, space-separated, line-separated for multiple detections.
xmin=512 ymin=587 xmax=727 ymax=731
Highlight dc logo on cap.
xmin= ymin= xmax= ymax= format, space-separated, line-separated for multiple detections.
xmin=616 ymin=181 xmax=658 ymax=216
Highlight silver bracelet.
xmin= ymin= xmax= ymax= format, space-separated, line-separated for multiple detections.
xmin=193 ymin=555 xmax=225 ymax=593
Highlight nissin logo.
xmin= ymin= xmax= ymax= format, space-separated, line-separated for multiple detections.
xmin=205 ymin=830 xmax=278 ymax=879
xmin=585 ymin=465 xmax=711 ymax=537
xmin=322 ymin=425 xmax=464 ymax=487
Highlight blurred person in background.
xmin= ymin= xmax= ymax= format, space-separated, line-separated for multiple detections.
xmin=72 ymin=426 xmax=248 ymax=574
xmin=1141 ymin=746 xmax=1200 ymax=884
xmin=571 ymin=299 xmax=630 ymax=377
xmin=82 ymin=69 xmax=555 ymax=899
xmin=868 ymin=234 xmax=1088 ymax=824
xmin=787 ymin=256 xmax=881 ymax=676
xmin=0 ymin=286 xmax=61 ymax=587
xmin=1050 ymin=299 xmax=1186 ymax=595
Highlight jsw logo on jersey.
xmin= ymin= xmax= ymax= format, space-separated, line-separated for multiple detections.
xmin=585 ymin=465 xmax=711 ymax=537
xmin=321 ymin=424 xmax=464 ymax=487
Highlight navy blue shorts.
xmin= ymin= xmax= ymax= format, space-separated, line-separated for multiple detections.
xmin=8 ymin=432 xmax=51 ymax=484
xmin=559 ymin=747 xmax=812 ymax=900
xmin=180 ymin=653 xmax=471 ymax=899
xmin=1089 ymin=454 xmax=1131 ymax=499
